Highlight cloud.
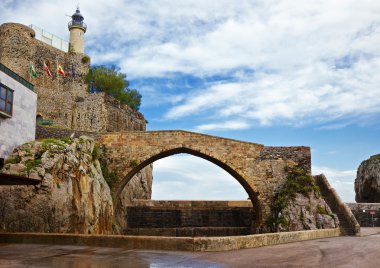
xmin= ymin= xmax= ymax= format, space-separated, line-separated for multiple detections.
xmin=194 ymin=120 xmax=250 ymax=131
xmin=313 ymin=165 xmax=356 ymax=202
xmin=152 ymin=154 xmax=249 ymax=200
xmin=2 ymin=1 xmax=380 ymax=127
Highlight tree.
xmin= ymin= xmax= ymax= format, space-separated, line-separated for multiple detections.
xmin=86 ymin=65 xmax=142 ymax=111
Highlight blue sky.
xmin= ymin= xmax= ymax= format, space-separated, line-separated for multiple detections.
xmin=2 ymin=0 xmax=380 ymax=202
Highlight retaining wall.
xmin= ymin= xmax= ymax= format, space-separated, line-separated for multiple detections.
xmin=0 ymin=228 xmax=341 ymax=251
xmin=346 ymin=203 xmax=380 ymax=227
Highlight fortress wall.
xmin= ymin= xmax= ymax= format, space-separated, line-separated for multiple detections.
xmin=72 ymin=93 xmax=146 ymax=132
xmin=259 ymin=146 xmax=311 ymax=173
xmin=0 ymin=23 xmax=146 ymax=132
xmin=104 ymin=95 xmax=146 ymax=132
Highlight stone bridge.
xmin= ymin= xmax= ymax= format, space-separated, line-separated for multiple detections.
xmin=98 ymin=130 xmax=311 ymax=228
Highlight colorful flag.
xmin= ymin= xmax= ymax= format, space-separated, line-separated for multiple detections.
xmin=44 ymin=61 xmax=52 ymax=77
xmin=28 ymin=63 xmax=38 ymax=78
xmin=57 ymin=63 xmax=65 ymax=76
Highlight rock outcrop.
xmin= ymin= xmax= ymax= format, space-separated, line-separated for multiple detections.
xmin=0 ymin=137 xmax=113 ymax=234
xmin=269 ymin=168 xmax=339 ymax=232
xmin=280 ymin=193 xmax=338 ymax=231
xmin=355 ymin=155 xmax=380 ymax=202
xmin=115 ymin=165 xmax=153 ymax=231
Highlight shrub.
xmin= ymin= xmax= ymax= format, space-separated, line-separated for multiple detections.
xmin=81 ymin=56 xmax=90 ymax=64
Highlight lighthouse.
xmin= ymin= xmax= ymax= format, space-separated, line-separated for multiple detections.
xmin=68 ymin=6 xmax=87 ymax=53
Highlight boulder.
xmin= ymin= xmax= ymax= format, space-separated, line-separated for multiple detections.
xmin=269 ymin=167 xmax=339 ymax=232
xmin=355 ymin=155 xmax=380 ymax=202
xmin=281 ymin=192 xmax=339 ymax=231
xmin=0 ymin=137 xmax=113 ymax=234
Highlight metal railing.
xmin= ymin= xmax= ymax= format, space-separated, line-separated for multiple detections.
xmin=68 ymin=21 xmax=87 ymax=32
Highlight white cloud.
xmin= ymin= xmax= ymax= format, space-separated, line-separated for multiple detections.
xmin=2 ymin=1 xmax=380 ymax=126
xmin=313 ymin=165 xmax=357 ymax=202
xmin=152 ymin=154 xmax=249 ymax=200
xmin=194 ymin=120 xmax=250 ymax=131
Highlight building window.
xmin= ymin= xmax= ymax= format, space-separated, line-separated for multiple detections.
xmin=0 ymin=84 xmax=13 ymax=116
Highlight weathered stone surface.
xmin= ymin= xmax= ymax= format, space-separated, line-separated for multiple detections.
xmin=280 ymin=193 xmax=339 ymax=231
xmin=355 ymin=156 xmax=380 ymax=202
xmin=0 ymin=23 xmax=146 ymax=132
xmin=0 ymin=136 xmax=113 ymax=234
xmin=98 ymin=130 xmax=311 ymax=228
xmin=114 ymin=165 xmax=153 ymax=232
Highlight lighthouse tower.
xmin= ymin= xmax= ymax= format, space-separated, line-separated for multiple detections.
xmin=68 ymin=6 xmax=87 ymax=53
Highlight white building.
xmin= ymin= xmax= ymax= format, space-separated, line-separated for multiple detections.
xmin=0 ymin=63 xmax=37 ymax=161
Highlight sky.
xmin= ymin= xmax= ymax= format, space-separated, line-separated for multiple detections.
xmin=2 ymin=0 xmax=380 ymax=202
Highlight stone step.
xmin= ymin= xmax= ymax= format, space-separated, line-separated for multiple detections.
xmin=123 ymin=227 xmax=251 ymax=237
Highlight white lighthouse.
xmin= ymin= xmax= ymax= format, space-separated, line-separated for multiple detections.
xmin=68 ymin=6 xmax=87 ymax=53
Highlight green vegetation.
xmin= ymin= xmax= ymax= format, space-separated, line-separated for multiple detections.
xmin=99 ymin=158 xmax=120 ymax=188
xmin=25 ymin=159 xmax=42 ymax=176
xmin=370 ymin=154 xmax=380 ymax=160
xmin=92 ymin=143 xmax=101 ymax=161
xmin=86 ymin=65 xmax=142 ymax=111
xmin=5 ymin=155 xmax=21 ymax=165
xmin=81 ymin=55 xmax=90 ymax=64
xmin=37 ymin=119 xmax=53 ymax=126
xmin=130 ymin=159 xmax=138 ymax=168
xmin=316 ymin=205 xmax=328 ymax=215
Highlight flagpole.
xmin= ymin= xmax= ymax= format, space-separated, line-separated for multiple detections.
xmin=56 ymin=58 xmax=59 ymax=92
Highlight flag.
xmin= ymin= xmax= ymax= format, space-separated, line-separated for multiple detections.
xmin=44 ymin=61 xmax=52 ymax=77
xmin=57 ymin=63 xmax=65 ymax=76
xmin=28 ymin=63 xmax=38 ymax=78
xmin=71 ymin=64 xmax=75 ymax=79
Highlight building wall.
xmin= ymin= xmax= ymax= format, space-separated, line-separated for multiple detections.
xmin=0 ymin=69 xmax=37 ymax=159
xmin=0 ymin=23 xmax=146 ymax=132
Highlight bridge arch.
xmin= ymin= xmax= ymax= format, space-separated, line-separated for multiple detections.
xmin=115 ymin=146 xmax=262 ymax=226
xmin=99 ymin=130 xmax=311 ymax=230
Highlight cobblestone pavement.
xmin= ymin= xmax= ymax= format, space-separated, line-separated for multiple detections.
xmin=0 ymin=228 xmax=379 ymax=268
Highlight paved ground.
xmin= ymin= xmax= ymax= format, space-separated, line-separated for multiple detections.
xmin=1 ymin=228 xmax=380 ymax=268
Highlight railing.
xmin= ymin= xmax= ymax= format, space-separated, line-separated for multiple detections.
xmin=29 ymin=25 xmax=69 ymax=52
xmin=68 ymin=21 xmax=87 ymax=32
xmin=0 ymin=63 xmax=34 ymax=91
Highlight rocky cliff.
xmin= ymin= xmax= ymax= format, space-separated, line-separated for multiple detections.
xmin=0 ymin=136 xmax=152 ymax=234
xmin=355 ymin=155 xmax=380 ymax=202
xmin=269 ymin=168 xmax=339 ymax=232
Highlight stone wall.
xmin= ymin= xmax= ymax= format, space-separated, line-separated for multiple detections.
xmin=0 ymin=228 xmax=341 ymax=251
xmin=346 ymin=203 xmax=380 ymax=227
xmin=0 ymin=23 xmax=146 ymax=132
xmin=259 ymin=146 xmax=311 ymax=173
xmin=72 ymin=92 xmax=146 ymax=132
xmin=35 ymin=125 xmax=99 ymax=139
xmin=124 ymin=200 xmax=253 ymax=237
xmin=99 ymin=130 xmax=312 ymax=229
xmin=0 ymin=66 xmax=37 ymax=159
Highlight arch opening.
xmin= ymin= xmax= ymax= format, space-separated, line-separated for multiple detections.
xmin=115 ymin=147 xmax=263 ymax=236
xmin=152 ymin=154 xmax=248 ymax=200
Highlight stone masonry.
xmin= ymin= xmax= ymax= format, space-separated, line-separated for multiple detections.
xmin=98 ymin=130 xmax=311 ymax=230
xmin=0 ymin=23 xmax=146 ymax=132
